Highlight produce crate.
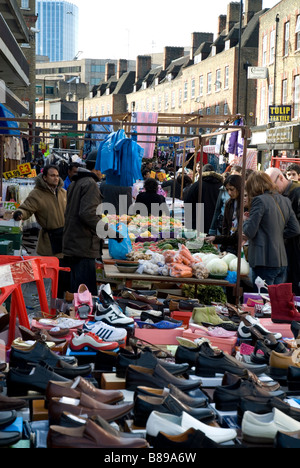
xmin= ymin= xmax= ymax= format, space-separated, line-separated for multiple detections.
xmin=0 ymin=240 xmax=13 ymax=255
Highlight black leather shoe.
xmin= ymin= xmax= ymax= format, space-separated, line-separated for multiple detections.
xmin=175 ymin=345 xmax=200 ymax=368
xmin=9 ymin=341 xmax=91 ymax=378
xmin=125 ymin=364 xmax=202 ymax=393
xmin=222 ymin=370 xmax=281 ymax=392
xmin=275 ymin=430 xmax=300 ymax=448
xmin=195 ymin=342 xmax=268 ymax=377
xmin=133 ymin=393 xmax=215 ymax=427
xmin=213 ymin=379 xmax=286 ymax=412
xmin=0 ymin=410 xmax=17 ymax=430
xmin=151 ymin=428 xmax=224 ymax=449
xmin=237 ymin=395 xmax=300 ymax=426
xmin=134 ymin=383 xmax=208 ymax=408
xmin=0 ymin=431 xmax=21 ymax=447
xmin=116 ymin=349 xmax=189 ymax=378
xmin=94 ymin=349 xmax=119 ymax=371
xmin=6 ymin=362 xmax=70 ymax=396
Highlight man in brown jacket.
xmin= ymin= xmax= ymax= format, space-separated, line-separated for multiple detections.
xmin=13 ymin=165 xmax=66 ymax=257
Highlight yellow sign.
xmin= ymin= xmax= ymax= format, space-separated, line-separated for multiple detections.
xmin=269 ymin=105 xmax=292 ymax=122
xmin=3 ymin=163 xmax=33 ymax=180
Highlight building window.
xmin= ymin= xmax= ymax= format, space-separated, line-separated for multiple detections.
xmin=158 ymin=95 xmax=162 ymax=111
xmin=152 ymin=97 xmax=156 ymax=112
xmin=171 ymin=90 xmax=175 ymax=108
xmin=207 ymin=72 xmax=212 ymax=94
xmin=199 ymin=76 xmax=203 ymax=96
xmin=260 ymin=86 xmax=266 ymax=123
xmin=164 ymin=92 xmax=169 ymax=110
xmin=183 ymin=81 xmax=188 ymax=101
xmin=269 ymin=30 xmax=275 ymax=64
xmin=296 ymin=15 xmax=300 ymax=51
xmin=215 ymin=69 xmax=221 ymax=91
xmin=294 ymin=75 xmax=300 ymax=117
xmin=191 ymin=78 xmax=195 ymax=99
xmin=224 ymin=100 xmax=229 ymax=115
xmin=215 ymin=103 xmax=220 ymax=115
xmin=282 ymin=79 xmax=288 ymax=104
xmin=262 ymin=34 xmax=267 ymax=66
xmin=178 ymin=89 xmax=182 ymax=107
xmin=21 ymin=0 xmax=29 ymax=8
xmin=224 ymin=66 xmax=229 ymax=89
xmin=284 ymin=21 xmax=290 ymax=56
xmin=268 ymin=83 xmax=274 ymax=106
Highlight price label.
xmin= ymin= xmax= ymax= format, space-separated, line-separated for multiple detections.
xmin=17 ymin=163 xmax=32 ymax=175
xmin=3 ymin=170 xmax=21 ymax=179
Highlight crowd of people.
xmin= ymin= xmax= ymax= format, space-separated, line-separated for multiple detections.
xmin=12 ymin=149 xmax=300 ymax=299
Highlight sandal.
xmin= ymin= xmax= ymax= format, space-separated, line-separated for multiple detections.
xmin=128 ymin=336 xmax=174 ymax=359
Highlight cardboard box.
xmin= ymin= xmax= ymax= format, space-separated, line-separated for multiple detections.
xmin=134 ymin=326 xmax=184 ymax=345
xmin=101 ymin=373 xmax=126 ymax=390
xmin=171 ymin=311 xmax=192 ymax=327
xmin=259 ymin=318 xmax=293 ymax=338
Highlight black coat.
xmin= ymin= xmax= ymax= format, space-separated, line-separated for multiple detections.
xmin=283 ymin=181 xmax=300 ymax=294
xmin=183 ymin=171 xmax=223 ymax=232
xmin=134 ymin=191 xmax=169 ymax=216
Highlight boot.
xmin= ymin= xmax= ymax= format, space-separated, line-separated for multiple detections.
xmin=269 ymin=283 xmax=300 ymax=323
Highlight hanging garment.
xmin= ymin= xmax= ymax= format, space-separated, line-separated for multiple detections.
xmin=131 ymin=112 xmax=158 ymax=159
xmin=83 ymin=116 xmax=113 ymax=157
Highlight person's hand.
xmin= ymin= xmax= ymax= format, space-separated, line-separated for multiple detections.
xmin=13 ymin=210 xmax=23 ymax=221
xmin=241 ymin=233 xmax=248 ymax=246
xmin=205 ymin=235 xmax=216 ymax=244
xmin=243 ymin=211 xmax=250 ymax=221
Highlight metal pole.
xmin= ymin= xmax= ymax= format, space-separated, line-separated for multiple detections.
xmin=236 ymin=0 xmax=243 ymax=114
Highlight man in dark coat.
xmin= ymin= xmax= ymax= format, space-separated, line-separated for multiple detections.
xmin=62 ymin=167 xmax=115 ymax=295
xmin=183 ymin=164 xmax=223 ymax=233
xmin=266 ymin=167 xmax=300 ymax=295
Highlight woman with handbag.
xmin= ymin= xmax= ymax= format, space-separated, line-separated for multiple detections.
xmin=242 ymin=172 xmax=300 ymax=287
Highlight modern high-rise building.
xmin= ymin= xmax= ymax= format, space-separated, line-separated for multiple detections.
xmin=36 ymin=0 xmax=79 ymax=62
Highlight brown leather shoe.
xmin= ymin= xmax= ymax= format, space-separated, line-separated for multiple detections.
xmin=19 ymin=325 xmax=67 ymax=345
xmin=0 ymin=393 xmax=27 ymax=411
xmin=47 ymin=418 xmax=149 ymax=448
xmin=269 ymin=349 xmax=300 ymax=381
xmin=46 ymin=377 xmax=124 ymax=404
xmin=48 ymin=393 xmax=134 ymax=425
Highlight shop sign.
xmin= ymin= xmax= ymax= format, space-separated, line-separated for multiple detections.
xmin=269 ymin=105 xmax=292 ymax=122
xmin=3 ymin=163 xmax=32 ymax=180
xmin=248 ymin=67 xmax=268 ymax=79
xmin=266 ymin=125 xmax=299 ymax=144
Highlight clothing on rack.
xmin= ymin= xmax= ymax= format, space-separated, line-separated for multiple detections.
xmin=83 ymin=116 xmax=113 ymax=158
xmin=95 ymin=130 xmax=143 ymax=187
xmin=131 ymin=112 xmax=158 ymax=159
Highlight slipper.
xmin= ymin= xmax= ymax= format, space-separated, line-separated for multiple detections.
xmin=135 ymin=319 xmax=183 ymax=329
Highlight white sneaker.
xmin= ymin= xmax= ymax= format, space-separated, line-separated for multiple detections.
xmin=146 ymin=411 xmax=237 ymax=444
xmin=244 ymin=314 xmax=282 ymax=340
xmin=125 ymin=306 xmax=141 ymax=318
xmin=39 ymin=317 xmax=85 ymax=329
xmin=94 ymin=303 xmax=134 ymax=326
xmin=242 ymin=408 xmax=300 ymax=444
xmin=70 ymin=332 xmax=119 ymax=351
xmin=98 ymin=283 xmax=113 ymax=298
xmin=83 ymin=321 xmax=127 ymax=343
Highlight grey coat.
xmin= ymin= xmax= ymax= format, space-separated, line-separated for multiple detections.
xmin=243 ymin=191 xmax=300 ymax=268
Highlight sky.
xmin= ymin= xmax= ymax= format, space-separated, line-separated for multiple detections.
xmin=71 ymin=0 xmax=280 ymax=61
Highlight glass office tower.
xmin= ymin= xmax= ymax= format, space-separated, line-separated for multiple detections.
xmin=36 ymin=0 xmax=79 ymax=62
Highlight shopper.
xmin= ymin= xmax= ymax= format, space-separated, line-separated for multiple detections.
xmin=285 ymin=163 xmax=300 ymax=182
xmin=266 ymin=167 xmax=300 ymax=294
xmin=204 ymin=174 xmax=243 ymax=255
xmin=133 ymin=177 xmax=169 ymax=217
xmin=62 ymin=166 xmax=116 ymax=296
xmin=63 ymin=162 xmax=81 ymax=190
xmin=184 ymin=163 xmax=223 ymax=233
xmin=13 ymin=165 xmax=66 ymax=257
xmin=243 ymin=171 xmax=300 ymax=287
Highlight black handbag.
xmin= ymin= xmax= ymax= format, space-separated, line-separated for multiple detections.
xmin=46 ymin=227 xmax=64 ymax=255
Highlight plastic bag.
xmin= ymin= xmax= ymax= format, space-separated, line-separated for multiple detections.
xmin=108 ymin=223 xmax=132 ymax=260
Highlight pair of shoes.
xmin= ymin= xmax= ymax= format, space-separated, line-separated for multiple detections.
xmin=268 ymin=348 xmax=300 ymax=382
xmin=195 ymin=341 xmax=268 ymax=377
xmin=133 ymin=393 xmax=215 ymax=428
xmin=47 ymin=417 xmax=148 ymax=448
xmin=191 ymin=306 xmax=231 ymax=327
xmin=6 ymin=362 xmax=70 ymax=396
xmin=0 ymin=430 xmax=21 ymax=447
xmin=135 ymin=318 xmax=183 ymax=329
xmin=115 ymin=348 xmax=189 ymax=378
xmin=237 ymin=394 xmax=300 ymax=425
xmin=175 ymin=344 xmax=202 ymax=368
xmin=151 ymin=427 xmax=224 ymax=449
xmin=18 ymin=325 xmax=67 ymax=345
xmin=146 ymin=410 xmax=237 ymax=444
xmin=46 ymin=376 xmax=124 ymax=404
xmin=9 ymin=341 xmax=92 ymax=379
xmin=213 ymin=376 xmax=285 ymax=411
xmin=222 ymin=369 xmax=281 ymax=392
xmin=48 ymin=392 xmax=134 ymax=426
xmin=287 ymin=365 xmax=300 ymax=391
xmin=74 ymin=284 xmax=93 ymax=310
xmin=125 ymin=363 xmax=202 ymax=393
xmin=242 ymin=314 xmax=282 ymax=340
xmin=83 ymin=321 xmax=127 ymax=344
xmin=69 ymin=331 xmax=119 ymax=352
xmin=241 ymin=407 xmax=300 ymax=445
xmin=134 ymin=383 xmax=208 ymax=408
xmin=190 ymin=323 xmax=237 ymax=338
xmin=269 ymin=283 xmax=300 ymax=323
xmin=125 ymin=307 xmax=162 ymax=318
xmin=0 ymin=410 xmax=17 ymax=430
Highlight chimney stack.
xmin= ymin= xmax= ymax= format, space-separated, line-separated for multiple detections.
xmin=218 ymin=15 xmax=227 ymax=35
xmin=190 ymin=32 xmax=214 ymax=59
xmin=117 ymin=59 xmax=128 ymax=79
xmin=136 ymin=55 xmax=152 ymax=81
xmin=244 ymin=0 xmax=262 ymax=25
xmin=105 ymin=63 xmax=115 ymax=81
xmin=163 ymin=46 xmax=185 ymax=70
xmin=226 ymin=2 xmax=240 ymax=33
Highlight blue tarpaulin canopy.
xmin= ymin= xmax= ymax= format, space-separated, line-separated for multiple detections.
xmin=0 ymin=104 xmax=20 ymax=135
